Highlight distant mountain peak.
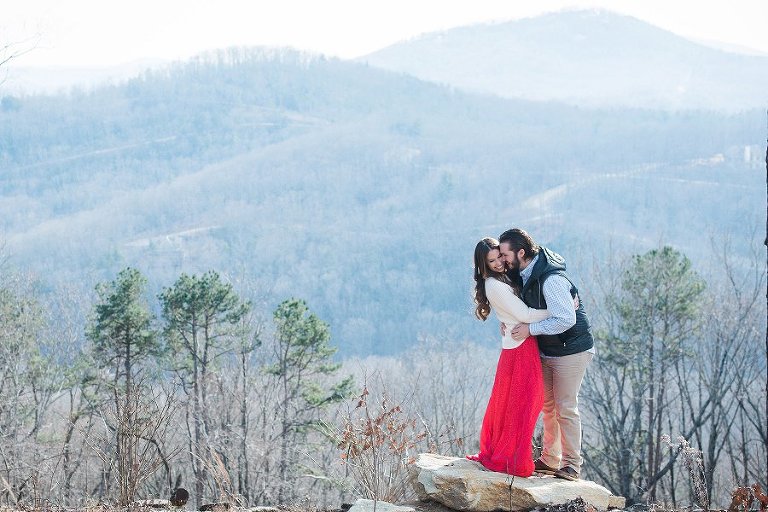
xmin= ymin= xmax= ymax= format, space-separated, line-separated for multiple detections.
xmin=361 ymin=9 xmax=768 ymax=111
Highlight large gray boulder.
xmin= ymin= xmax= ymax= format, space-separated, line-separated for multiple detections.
xmin=408 ymin=453 xmax=626 ymax=511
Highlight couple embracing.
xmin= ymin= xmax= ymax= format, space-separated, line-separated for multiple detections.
xmin=467 ymin=228 xmax=595 ymax=481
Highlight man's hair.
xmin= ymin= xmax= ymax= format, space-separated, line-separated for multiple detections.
xmin=498 ymin=228 xmax=539 ymax=259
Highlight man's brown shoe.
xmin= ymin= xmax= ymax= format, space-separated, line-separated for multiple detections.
xmin=534 ymin=458 xmax=557 ymax=475
xmin=554 ymin=466 xmax=579 ymax=481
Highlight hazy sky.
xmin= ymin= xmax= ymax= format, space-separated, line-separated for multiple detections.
xmin=5 ymin=0 xmax=768 ymax=67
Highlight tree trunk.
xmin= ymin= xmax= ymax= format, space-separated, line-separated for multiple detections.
xmin=193 ymin=329 xmax=205 ymax=509
xmin=277 ymin=370 xmax=290 ymax=504
xmin=764 ymin=110 xmax=768 ymax=486
xmin=647 ymin=339 xmax=657 ymax=500
xmin=239 ymin=351 xmax=250 ymax=501
xmin=62 ymin=393 xmax=79 ymax=505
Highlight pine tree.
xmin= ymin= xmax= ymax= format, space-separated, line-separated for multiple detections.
xmin=159 ymin=270 xmax=250 ymax=508
xmin=87 ymin=267 xmax=161 ymax=505
xmin=265 ymin=298 xmax=354 ymax=503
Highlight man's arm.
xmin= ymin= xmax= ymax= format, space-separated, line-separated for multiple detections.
xmin=529 ymin=274 xmax=577 ymax=336
xmin=511 ymin=275 xmax=576 ymax=341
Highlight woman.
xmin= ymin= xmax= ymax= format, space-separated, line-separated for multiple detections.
xmin=466 ymin=237 xmax=549 ymax=477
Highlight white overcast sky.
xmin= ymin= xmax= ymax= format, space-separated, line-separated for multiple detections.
xmin=5 ymin=0 xmax=768 ymax=67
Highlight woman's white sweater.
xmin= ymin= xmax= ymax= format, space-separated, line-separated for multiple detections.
xmin=485 ymin=277 xmax=551 ymax=349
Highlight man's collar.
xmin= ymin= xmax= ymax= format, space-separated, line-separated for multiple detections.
xmin=520 ymin=253 xmax=539 ymax=281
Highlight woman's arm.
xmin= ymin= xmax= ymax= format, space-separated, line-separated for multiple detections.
xmin=485 ymin=278 xmax=550 ymax=324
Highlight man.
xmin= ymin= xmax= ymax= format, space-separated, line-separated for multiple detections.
xmin=498 ymin=228 xmax=594 ymax=481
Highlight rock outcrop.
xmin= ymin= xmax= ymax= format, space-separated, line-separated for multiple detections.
xmin=408 ymin=453 xmax=626 ymax=511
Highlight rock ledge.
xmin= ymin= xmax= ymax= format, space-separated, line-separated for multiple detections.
xmin=408 ymin=453 xmax=626 ymax=511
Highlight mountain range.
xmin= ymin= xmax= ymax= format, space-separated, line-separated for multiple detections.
xmin=1 ymin=12 xmax=764 ymax=357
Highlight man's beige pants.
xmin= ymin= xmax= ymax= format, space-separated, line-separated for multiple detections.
xmin=539 ymin=351 xmax=593 ymax=472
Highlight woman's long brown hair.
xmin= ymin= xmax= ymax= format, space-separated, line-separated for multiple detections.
xmin=473 ymin=237 xmax=514 ymax=321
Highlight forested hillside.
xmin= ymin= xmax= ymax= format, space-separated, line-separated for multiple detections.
xmin=1 ymin=46 xmax=764 ymax=356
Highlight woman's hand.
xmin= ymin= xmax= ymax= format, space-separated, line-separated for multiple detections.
xmin=510 ymin=323 xmax=530 ymax=342
xmin=573 ymin=294 xmax=580 ymax=310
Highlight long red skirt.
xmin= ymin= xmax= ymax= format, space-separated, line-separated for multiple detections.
xmin=467 ymin=336 xmax=544 ymax=476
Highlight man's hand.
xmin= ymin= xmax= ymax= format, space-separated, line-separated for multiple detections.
xmin=510 ymin=322 xmax=531 ymax=342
